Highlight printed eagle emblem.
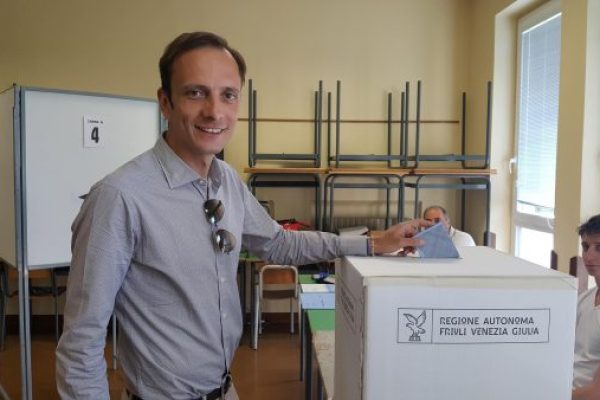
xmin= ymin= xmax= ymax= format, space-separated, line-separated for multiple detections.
xmin=404 ymin=311 xmax=427 ymax=341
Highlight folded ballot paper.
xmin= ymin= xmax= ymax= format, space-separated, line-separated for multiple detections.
xmin=414 ymin=222 xmax=460 ymax=258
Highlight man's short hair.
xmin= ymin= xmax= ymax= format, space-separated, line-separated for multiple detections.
xmin=159 ymin=31 xmax=247 ymax=101
xmin=423 ymin=205 xmax=448 ymax=218
xmin=577 ymin=214 xmax=600 ymax=237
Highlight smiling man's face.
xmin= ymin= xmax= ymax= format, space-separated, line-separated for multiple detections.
xmin=158 ymin=47 xmax=241 ymax=174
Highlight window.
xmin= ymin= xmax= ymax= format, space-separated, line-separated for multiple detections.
xmin=512 ymin=1 xmax=561 ymax=267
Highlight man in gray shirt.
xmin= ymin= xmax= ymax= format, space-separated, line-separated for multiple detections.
xmin=56 ymin=31 xmax=429 ymax=400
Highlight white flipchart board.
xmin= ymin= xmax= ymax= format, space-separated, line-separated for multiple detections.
xmin=20 ymin=88 xmax=160 ymax=268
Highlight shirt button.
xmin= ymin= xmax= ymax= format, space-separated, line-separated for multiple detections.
xmin=223 ymin=313 xmax=228 ymax=319
xmin=220 ymin=277 xmax=226 ymax=283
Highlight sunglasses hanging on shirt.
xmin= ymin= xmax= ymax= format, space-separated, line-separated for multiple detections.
xmin=204 ymin=198 xmax=236 ymax=254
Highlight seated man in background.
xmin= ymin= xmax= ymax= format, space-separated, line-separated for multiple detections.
xmin=423 ymin=205 xmax=476 ymax=247
xmin=573 ymin=214 xmax=600 ymax=400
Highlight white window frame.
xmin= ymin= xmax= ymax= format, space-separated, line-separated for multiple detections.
xmin=511 ymin=0 xmax=561 ymax=257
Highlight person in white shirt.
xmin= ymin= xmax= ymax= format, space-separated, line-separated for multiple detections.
xmin=423 ymin=205 xmax=476 ymax=247
xmin=573 ymin=214 xmax=600 ymax=400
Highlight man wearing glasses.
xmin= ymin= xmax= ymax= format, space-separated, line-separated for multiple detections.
xmin=56 ymin=32 xmax=429 ymax=400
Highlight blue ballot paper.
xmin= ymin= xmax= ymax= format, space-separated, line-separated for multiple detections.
xmin=414 ymin=222 xmax=460 ymax=258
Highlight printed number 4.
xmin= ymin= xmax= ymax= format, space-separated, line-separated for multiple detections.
xmin=91 ymin=127 xmax=99 ymax=143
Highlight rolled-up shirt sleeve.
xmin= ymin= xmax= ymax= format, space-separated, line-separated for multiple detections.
xmin=56 ymin=183 xmax=136 ymax=400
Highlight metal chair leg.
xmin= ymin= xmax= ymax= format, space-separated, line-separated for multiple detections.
xmin=258 ymin=297 xmax=263 ymax=335
xmin=297 ymin=299 xmax=301 ymax=336
xmin=252 ymin=283 xmax=259 ymax=350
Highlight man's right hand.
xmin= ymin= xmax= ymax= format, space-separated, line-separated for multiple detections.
xmin=371 ymin=219 xmax=432 ymax=255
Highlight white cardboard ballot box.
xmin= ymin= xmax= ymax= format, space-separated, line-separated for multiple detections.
xmin=335 ymin=246 xmax=577 ymax=400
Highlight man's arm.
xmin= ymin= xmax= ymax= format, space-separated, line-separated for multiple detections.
xmin=232 ymin=169 xmax=431 ymax=263
xmin=56 ymin=183 xmax=135 ymax=399
xmin=239 ymin=186 xmax=430 ymax=264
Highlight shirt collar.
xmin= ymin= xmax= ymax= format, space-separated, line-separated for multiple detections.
xmin=153 ymin=134 xmax=223 ymax=192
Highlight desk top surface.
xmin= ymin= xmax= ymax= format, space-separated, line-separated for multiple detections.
xmin=307 ymin=309 xmax=335 ymax=331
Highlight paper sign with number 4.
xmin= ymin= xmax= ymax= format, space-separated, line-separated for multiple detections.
xmin=83 ymin=116 xmax=104 ymax=148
